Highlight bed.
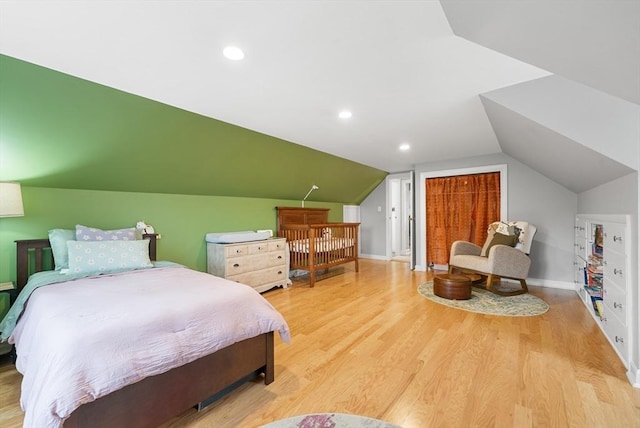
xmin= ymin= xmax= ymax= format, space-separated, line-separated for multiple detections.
xmin=276 ymin=207 xmax=359 ymax=287
xmin=3 ymin=234 xmax=290 ymax=428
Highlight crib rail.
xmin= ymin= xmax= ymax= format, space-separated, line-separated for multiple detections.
xmin=279 ymin=222 xmax=359 ymax=287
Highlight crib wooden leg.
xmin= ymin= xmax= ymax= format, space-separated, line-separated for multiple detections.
xmin=310 ymin=269 xmax=316 ymax=288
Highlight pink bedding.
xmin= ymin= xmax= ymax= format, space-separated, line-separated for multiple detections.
xmin=10 ymin=265 xmax=290 ymax=428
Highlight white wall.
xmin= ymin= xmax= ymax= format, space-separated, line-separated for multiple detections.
xmin=360 ymin=152 xmax=578 ymax=286
xmin=359 ymin=181 xmax=387 ymax=258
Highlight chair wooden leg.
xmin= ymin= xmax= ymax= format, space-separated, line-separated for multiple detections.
xmin=448 ymin=265 xmax=454 ymax=274
xmin=487 ymin=276 xmax=528 ymax=296
xmin=486 ymin=274 xmax=496 ymax=292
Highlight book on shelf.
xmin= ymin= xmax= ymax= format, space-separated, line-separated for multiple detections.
xmin=594 ymin=300 xmax=604 ymax=320
xmin=585 ymin=285 xmax=602 ymax=298
xmin=587 ymin=255 xmax=603 ymax=269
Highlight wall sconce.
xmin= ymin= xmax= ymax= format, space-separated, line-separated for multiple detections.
xmin=0 ymin=182 xmax=25 ymax=217
xmin=301 ymin=185 xmax=319 ymax=207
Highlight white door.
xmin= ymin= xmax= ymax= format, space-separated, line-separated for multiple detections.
xmin=386 ymin=172 xmax=414 ymax=269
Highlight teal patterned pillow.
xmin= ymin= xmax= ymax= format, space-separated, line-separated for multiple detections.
xmin=48 ymin=228 xmax=76 ymax=270
xmin=76 ymin=224 xmax=136 ymax=241
xmin=66 ymin=240 xmax=153 ymax=274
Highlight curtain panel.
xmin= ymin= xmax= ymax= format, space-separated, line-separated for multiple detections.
xmin=426 ymin=172 xmax=500 ymax=265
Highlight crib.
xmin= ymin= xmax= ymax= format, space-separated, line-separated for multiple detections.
xmin=276 ymin=207 xmax=359 ymax=287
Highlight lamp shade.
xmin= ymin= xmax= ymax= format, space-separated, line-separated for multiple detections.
xmin=0 ymin=182 xmax=25 ymax=217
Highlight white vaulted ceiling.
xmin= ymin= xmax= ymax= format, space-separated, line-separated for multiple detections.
xmin=0 ymin=1 xmax=637 ymax=187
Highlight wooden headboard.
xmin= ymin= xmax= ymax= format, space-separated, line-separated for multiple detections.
xmin=15 ymin=234 xmax=158 ymax=291
xmin=276 ymin=207 xmax=330 ymax=237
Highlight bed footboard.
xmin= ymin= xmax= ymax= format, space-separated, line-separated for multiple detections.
xmin=281 ymin=222 xmax=359 ymax=287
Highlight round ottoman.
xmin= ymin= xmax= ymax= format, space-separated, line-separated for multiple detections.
xmin=433 ymin=274 xmax=472 ymax=300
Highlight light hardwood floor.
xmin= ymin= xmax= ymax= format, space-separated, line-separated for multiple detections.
xmin=1 ymin=259 xmax=638 ymax=427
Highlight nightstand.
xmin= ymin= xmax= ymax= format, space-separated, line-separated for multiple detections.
xmin=0 ymin=284 xmax=17 ymax=356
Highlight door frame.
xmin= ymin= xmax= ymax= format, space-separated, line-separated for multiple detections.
xmin=416 ymin=164 xmax=508 ymax=271
xmin=385 ymin=171 xmax=415 ymax=269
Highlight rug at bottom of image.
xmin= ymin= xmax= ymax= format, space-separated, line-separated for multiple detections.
xmin=418 ymin=281 xmax=549 ymax=316
xmin=261 ymin=413 xmax=402 ymax=428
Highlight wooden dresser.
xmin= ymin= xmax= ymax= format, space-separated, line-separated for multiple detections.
xmin=207 ymin=237 xmax=288 ymax=293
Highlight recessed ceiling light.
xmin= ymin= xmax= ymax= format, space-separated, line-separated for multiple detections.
xmin=338 ymin=110 xmax=352 ymax=119
xmin=399 ymin=143 xmax=411 ymax=151
xmin=223 ymin=46 xmax=245 ymax=61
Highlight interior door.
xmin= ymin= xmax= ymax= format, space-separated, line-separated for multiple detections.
xmin=408 ymin=171 xmax=415 ymax=270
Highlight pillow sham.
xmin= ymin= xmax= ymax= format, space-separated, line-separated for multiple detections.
xmin=484 ymin=232 xmax=519 ymax=256
xmin=76 ymin=224 xmax=136 ymax=241
xmin=66 ymin=239 xmax=153 ymax=275
xmin=48 ymin=229 xmax=76 ymax=270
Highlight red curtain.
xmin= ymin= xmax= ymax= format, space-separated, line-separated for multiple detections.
xmin=426 ymin=172 xmax=500 ymax=265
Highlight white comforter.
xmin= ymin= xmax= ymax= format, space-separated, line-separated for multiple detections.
xmin=10 ymin=265 xmax=290 ymax=428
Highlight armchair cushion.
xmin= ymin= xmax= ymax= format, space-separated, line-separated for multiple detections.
xmin=481 ymin=221 xmax=535 ymax=255
xmin=484 ymin=232 xmax=519 ymax=256
xmin=450 ymin=240 xmax=482 ymax=257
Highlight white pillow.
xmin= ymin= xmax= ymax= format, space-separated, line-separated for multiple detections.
xmin=76 ymin=224 xmax=136 ymax=241
xmin=66 ymin=239 xmax=152 ymax=275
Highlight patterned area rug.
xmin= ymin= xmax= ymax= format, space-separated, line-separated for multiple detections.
xmin=261 ymin=413 xmax=401 ymax=428
xmin=418 ymin=281 xmax=549 ymax=316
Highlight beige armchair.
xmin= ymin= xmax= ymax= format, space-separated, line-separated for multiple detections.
xmin=448 ymin=221 xmax=536 ymax=296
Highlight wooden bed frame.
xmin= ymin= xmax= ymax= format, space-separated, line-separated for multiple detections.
xmin=276 ymin=207 xmax=359 ymax=287
xmin=14 ymin=235 xmax=275 ymax=428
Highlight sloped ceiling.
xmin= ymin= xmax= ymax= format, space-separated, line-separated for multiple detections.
xmin=441 ymin=0 xmax=640 ymax=105
xmin=0 ymin=1 xmax=549 ymax=176
xmin=441 ymin=0 xmax=640 ymax=193
xmin=0 ymin=1 xmax=637 ymax=198
xmin=0 ymin=54 xmax=386 ymax=204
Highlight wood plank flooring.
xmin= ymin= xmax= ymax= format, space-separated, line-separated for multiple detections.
xmin=0 ymin=259 xmax=638 ymax=427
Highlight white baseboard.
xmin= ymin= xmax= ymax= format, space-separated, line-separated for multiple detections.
xmin=356 ymin=259 xmax=580 ymax=291
xmin=359 ymin=253 xmax=389 ymax=261
xmin=526 ymin=278 xmax=575 ymax=290
xmin=628 ymin=363 xmax=640 ymax=388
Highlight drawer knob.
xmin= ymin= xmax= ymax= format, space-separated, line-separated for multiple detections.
xmin=236 ymin=249 xmax=241 ymax=254
xmin=278 ymin=270 xmax=283 ymax=275
xmin=278 ymin=255 xmax=282 ymax=259
xmin=615 ymin=336 xmax=624 ymax=344
xmin=614 ymin=302 xmax=623 ymax=309
xmin=613 ymin=235 xmax=623 ymax=243
xmin=614 ymin=268 xmax=623 ymax=276
xmin=233 ymin=263 xmax=240 ymax=268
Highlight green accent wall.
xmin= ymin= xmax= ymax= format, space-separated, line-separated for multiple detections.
xmin=0 ymin=186 xmax=346 ymax=284
xmin=0 ymin=54 xmax=387 ymax=203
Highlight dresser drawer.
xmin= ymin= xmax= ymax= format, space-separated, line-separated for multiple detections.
xmin=603 ymin=222 xmax=625 ymax=255
xmin=228 ymin=265 xmax=287 ymax=287
xmin=267 ymin=251 xmax=287 ymax=266
xmin=269 ymin=239 xmax=287 ymax=252
xmin=602 ymin=313 xmax=628 ymax=366
xmin=224 ymin=253 xmax=270 ymax=275
xmin=603 ymin=281 xmax=626 ymax=324
xmin=602 ymin=250 xmax=626 ymax=289
xmin=225 ymin=244 xmax=248 ymax=258
xmin=247 ymin=241 xmax=270 ymax=255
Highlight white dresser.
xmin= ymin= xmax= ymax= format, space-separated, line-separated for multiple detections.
xmin=207 ymin=237 xmax=288 ymax=293
xmin=574 ymin=214 xmax=632 ymax=369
